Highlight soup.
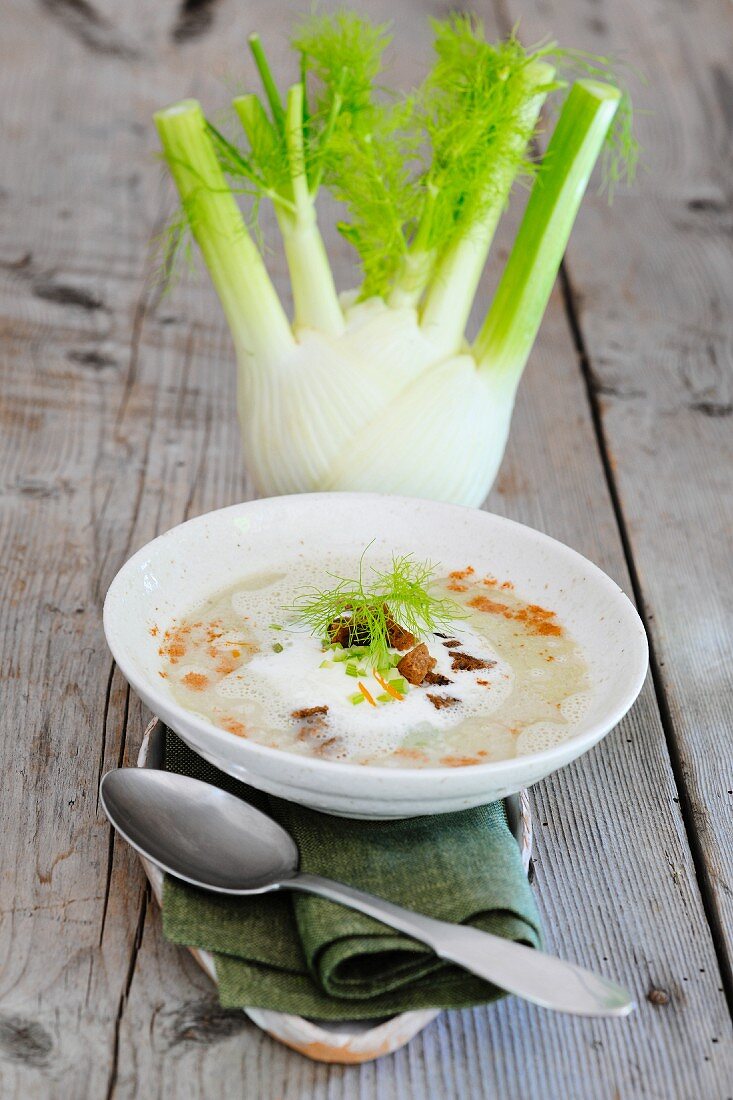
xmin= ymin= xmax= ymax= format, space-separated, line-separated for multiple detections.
xmin=159 ymin=557 xmax=589 ymax=768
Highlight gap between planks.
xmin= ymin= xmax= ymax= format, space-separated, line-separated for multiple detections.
xmin=104 ymin=886 xmax=150 ymax=1100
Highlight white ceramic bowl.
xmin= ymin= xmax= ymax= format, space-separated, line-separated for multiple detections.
xmin=104 ymin=493 xmax=648 ymax=819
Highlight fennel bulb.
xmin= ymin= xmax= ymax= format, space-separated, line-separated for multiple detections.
xmin=156 ymin=14 xmax=635 ymax=507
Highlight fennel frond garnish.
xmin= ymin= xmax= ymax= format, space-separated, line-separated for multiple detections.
xmin=287 ymin=552 xmax=463 ymax=671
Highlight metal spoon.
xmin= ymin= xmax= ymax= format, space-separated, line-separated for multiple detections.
xmin=99 ymin=768 xmax=634 ymax=1018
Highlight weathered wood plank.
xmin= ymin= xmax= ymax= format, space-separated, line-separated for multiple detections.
xmin=0 ymin=5 xmax=252 ymax=1098
xmin=0 ymin=0 xmax=731 ymax=1097
xmin=497 ymin=0 xmax=733 ymax=992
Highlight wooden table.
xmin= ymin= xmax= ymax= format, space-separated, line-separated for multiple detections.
xmin=1 ymin=0 xmax=731 ymax=1095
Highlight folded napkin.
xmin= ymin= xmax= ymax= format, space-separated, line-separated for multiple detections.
xmin=162 ymin=729 xmax=542 ymax=1020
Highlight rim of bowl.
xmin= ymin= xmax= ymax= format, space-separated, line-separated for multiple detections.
xmin=104 ymin=492 xmax=649 ymax=785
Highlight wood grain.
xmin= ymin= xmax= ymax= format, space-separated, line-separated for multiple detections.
xmin=0 ymin=0 xmax=730 ymax=1096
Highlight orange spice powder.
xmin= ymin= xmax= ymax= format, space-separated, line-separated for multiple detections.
xmin=216 ymin=657 xmax=240 ymax=675
xmin=181 ymin=671 xmax=209 ymax=692
xmin=469 ymin=595 xmax=511 ymax=615
xmin=449 ymin=566 xmax=475 ymax=581
xmin=159 ymin=622 xmax=193 ymax=663
xmin=391 ymin=748 xmax=430 ymax=764
xmin=440 ymin=755 xmax=481 ymax=767
xmin=468 ymin=594 xmax=563 ymax=637
xmin=221 ymin=717 xmax=248 ymax=737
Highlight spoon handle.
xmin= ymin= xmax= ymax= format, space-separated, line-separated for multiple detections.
xmin=288 ymin=872 xmax=634 ymax=1018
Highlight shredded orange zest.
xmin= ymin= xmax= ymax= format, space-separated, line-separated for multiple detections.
xmin=373 ymin=670 xmax=404 ymax=701
xmin=358 ymin=681 xmax=377 ymax=707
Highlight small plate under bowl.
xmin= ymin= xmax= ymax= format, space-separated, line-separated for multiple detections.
xmin=105 ymin=492 xmax=648 ymax=818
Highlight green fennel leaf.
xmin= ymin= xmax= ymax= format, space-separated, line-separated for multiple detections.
xmin=286 ymin=548 xmax=465 ymax=670
xmin=294 ymin=11 xmax=422 ymax=298
xmin=416 ymin=20 xmax=558 ymax=258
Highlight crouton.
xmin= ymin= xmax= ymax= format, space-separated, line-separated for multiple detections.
xmin=292 ymin=705 xmax=329 ymax=720
xmin=327 ymin=618 xmax=351 ymax=647
xmin=327 ymin=604 xmax=372 ymax=647
xmin=397 ymin=643 xmax=436 ymax=685
xmin=450 ymin=652 xmax=497 ymax=672
xmin=328 ymin=605 xmax=415 ymax=650
xmin=424 ymin=671 xmax=453 ymax=686
xmin=427 ymin=694 xmax=461 ymax=710
xmin=385 ymin=614 xmax=416 ymax=652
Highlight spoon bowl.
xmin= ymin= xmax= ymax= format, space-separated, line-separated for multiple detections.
xmin=100 ymin=768 xmax=298 ymax=892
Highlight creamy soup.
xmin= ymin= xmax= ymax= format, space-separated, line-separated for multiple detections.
xmin=159 ymin=560 xmax=590 ymax=768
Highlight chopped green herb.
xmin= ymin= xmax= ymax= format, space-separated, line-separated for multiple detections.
xmin=376 ymin=693 xmax=395 ymax=704
xmin=319 ymin=659 xmax=332 ymax=669
xmin=349 ymin=692 xmax=365 ymax=705
xmin=345 ymin=662 xmax=359 ymax=677
xmin=269 ymin=623 xmax=283 ymax=631
xmin=272 ymin=642 xmax=284 ymax=653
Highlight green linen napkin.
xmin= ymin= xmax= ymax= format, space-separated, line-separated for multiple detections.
xmin=162 ymin=729 xmax=542 ymax=1020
